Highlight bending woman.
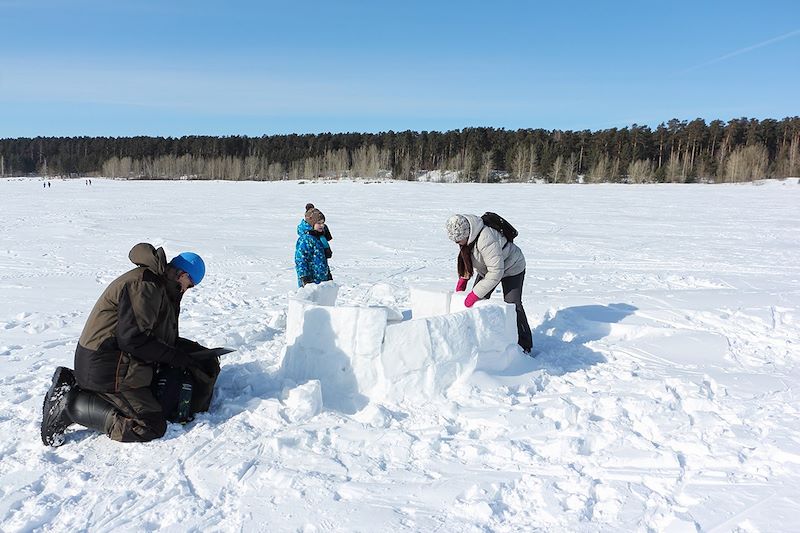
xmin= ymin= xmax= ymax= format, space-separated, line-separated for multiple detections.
xmin=446 ymin=214 xmax=533 ymax=353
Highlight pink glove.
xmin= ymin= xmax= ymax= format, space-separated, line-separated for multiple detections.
xmin=464 ymin=291 xmax=480 ymax=308
xmin=455 ymin=278 xmax=468 ymax=292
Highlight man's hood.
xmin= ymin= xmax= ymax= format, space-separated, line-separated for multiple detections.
xmin=128 ymin=243 xmax=167 ymax=275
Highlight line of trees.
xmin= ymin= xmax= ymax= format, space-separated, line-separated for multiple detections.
xmin=1 ymin=117 xmax=799 ymax=183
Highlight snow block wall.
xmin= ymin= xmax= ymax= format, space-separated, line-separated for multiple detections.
xmin=281 ymin=283 xmax=517 ymax=411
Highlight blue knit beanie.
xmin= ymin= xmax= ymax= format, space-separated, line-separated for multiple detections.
xmin=170 ymin=252 xmax=205 ymax=285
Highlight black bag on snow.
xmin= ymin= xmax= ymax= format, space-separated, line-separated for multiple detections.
xmin=152 ymin=366 xmax=195 ymax=423
xmin=481 ymin=212 xmax=518 ymax=243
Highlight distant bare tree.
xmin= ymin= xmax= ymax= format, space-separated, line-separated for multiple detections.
xmin=479 ymin=151 xmax=492 ymax=183
xmin=550 ymin=155 xmax=565 ymax=183
xmin=511 ymin=143 xmax=538 ymax=181
xmin=460 ymin=149 xmax=475 ymax=182
xmin=665 ymin=152 xmax=683 ymax=182
xmin=566 ymin=152 xmax=578 ymax=182
xmin=775 ymin=134 xmax=800 ymax=178
xmin=587 ymin=154 xmax=609 ymax=183
xmin=266 ymin=162 xmax=284 ymax=180
xmin=789 ymin=135 xmax=800 ymax=177
xmin=723 ymin=144 xmax=769 ymax=182
xmin=351 ymin=144 xmax=390 ymax=178
xmin=627 ymin=159 xmax=653 ymax=183
xmin=609 ymin=156 xmax=621 ymax=182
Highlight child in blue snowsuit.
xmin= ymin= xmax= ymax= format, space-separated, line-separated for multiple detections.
xmin=295 ymin=205 xmax=333 ymax=287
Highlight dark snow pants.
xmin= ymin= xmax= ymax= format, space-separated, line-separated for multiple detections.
xmin=97 ymin=387 xmax=167 ymax=442
xmin=476 ymin=270 xmax=533 ymax=352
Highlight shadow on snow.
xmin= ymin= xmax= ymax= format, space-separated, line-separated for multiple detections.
xmin=495 ymin=303 xmax=638 ymax=377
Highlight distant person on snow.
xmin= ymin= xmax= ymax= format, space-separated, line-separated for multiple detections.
xmin=295 ymin=205 xmax=333 ymax=287
xmin=446 ymin=214 xmax=533 ymax=353
xmin=41 ymin=244 xmax=220 ymax=446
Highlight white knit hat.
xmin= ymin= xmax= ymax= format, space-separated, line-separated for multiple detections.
xmin=446 ymin=214 xmax=470 ymax=242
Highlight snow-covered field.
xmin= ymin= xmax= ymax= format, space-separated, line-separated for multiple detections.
xmin=1 ymin=177 xmax=799 ymax=532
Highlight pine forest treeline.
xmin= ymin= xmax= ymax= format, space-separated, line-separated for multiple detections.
xmin=1 ymin=117 xmax=799 ymax=183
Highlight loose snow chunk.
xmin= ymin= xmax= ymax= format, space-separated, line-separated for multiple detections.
xmin=282 ymin=380 xmax=323 ymax=422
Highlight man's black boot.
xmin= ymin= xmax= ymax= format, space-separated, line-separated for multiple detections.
xmin=41 ymin=366 xmax=76 ymax=446
xmin=66 ymin=391 xmax=115 ymax=435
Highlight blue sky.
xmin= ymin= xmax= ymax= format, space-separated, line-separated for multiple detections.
xmin=1 ymin=0 xmax=798 ymax=137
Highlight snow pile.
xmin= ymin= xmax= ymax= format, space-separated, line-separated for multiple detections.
xmin=415 ymin=169 xmax=461 ymax=183
xmin=281 ymin=283 xmax=517 ymax=410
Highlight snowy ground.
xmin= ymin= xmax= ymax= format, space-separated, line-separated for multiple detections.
xmin=1 ymin=177 xmax=799 ymax=532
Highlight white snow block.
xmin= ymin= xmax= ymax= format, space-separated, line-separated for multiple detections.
xmin=285 ymin=282 xmax=339 ymax=346
xmin=449 ymin=293 xmax=518 ymax=349
xmin=448 ymin=291 xmax=501 ymax=313
xmin=281 ymin=285 xmax=518 ymax=411
xmin=378 ymin=304 xmax=517 ymax=403
xmin=472 ymin=302 xmax=518 ymax=352
xmin=410 ymin=285 xmax=453 ymax=318
xmin=284 ymin=298 xmax=309 ymax=346
xmin=296 ymin=280 xmax=339 ymax=306
xmin=281 ymin=302 xmax=387 ymax=411
xmin=371 ymin=305 xmax=405 ymax=323
xmin=379 ymin=316 xmax=473 ymax=403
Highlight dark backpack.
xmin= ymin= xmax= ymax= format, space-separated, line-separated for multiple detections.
xmin=152 ymin=366 xmax=195 ymax=423
xmin=481 ymin=212 xmax=518 ymax=243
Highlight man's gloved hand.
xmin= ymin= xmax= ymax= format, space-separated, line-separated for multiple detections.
xmin=455 ymin=278 xmax=468 ymax=292
xmin=301 ymin=276 xmax=313 ymax=286
xmin=464 ymin=291 xmax=480 ymax=308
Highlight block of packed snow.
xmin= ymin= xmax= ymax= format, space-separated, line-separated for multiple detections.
xmin=281 ymin=301 xmax=387 ymax=412
xmin=286 ymin=282 xmax=339 ymax=344
xmin=448 ymin=291 xmax=502 ymax=314
xmin=296 ymin=280 xmax=339 ymax=306
xmin=281 ymin=284 xmax=518 ymax=410
xmin=409 ymin=285 xmax=453 ymax=318
xmin=378 ymin=307 xmax=514 ymax=403
xmin=349 ymin=305 xmax=389 ymax=392
xmin=472 ymin=302 xmax=518 ymax=352
xmin=281 ymin=340 xmax=365 ymax=414
xmin=284 ymin=299 xmax=308 ymax=346
xmin=370 ymin=305 xmax=405 ymax=323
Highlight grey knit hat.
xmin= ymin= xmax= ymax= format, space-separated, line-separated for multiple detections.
xmin=446 ymin=214 xmax=470 ymax=242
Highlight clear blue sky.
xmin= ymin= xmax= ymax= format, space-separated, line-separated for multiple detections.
xmin=1 ymin=0 xmax=798 ymax=137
